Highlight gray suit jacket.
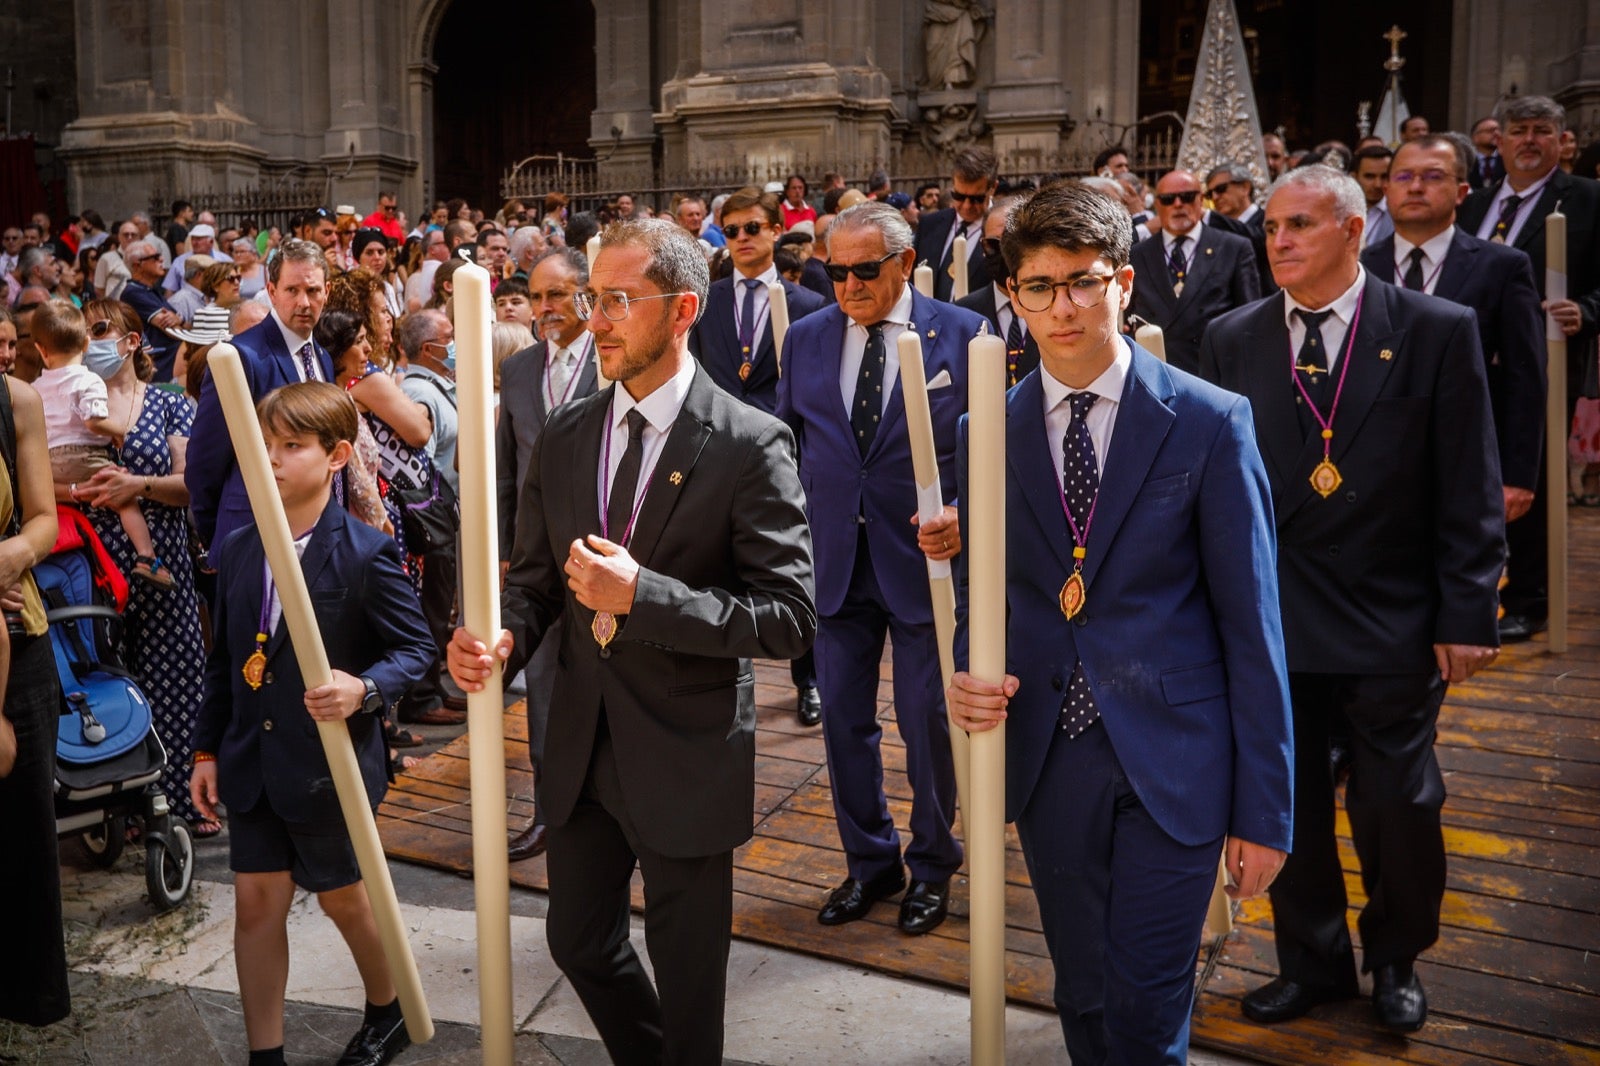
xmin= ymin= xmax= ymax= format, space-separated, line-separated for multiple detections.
xmin=502 ymin=363 xmax=816 ymax=857
xmin=497 ymin=338 xmax=600 ymax=558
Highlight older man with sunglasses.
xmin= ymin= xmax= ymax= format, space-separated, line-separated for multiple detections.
xmin=1128 ymin=170 xmax=1261 ymax=373
xmin=912 ymin=146 xmax=999 ymax=301
xmin=778 ymin=201 xmax=989 ymax=936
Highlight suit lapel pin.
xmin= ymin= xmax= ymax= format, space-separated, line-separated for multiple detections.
xmin=1205 ymin=247 xmax=1214 ymax=256
xmin=927 ymin=329 xmax=936 ymax=339
xmin=1379 ymin=348 xmax=1394 ymax=361
xmin=669 ymin=470 xmax=683 ymax=485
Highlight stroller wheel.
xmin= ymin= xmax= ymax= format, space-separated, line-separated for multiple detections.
xmin=145 ymin=821 xmax=193 ymax=912
xmin=82 ymin=814 xmax=127 ymax=869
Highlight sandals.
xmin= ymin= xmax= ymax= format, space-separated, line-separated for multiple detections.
xmin=192 ymin=818 xmax=223 ymax=839
xmin=385 ymin=720 xmax=423 ymax=749
xmin=132 ymin=555 xmax=177 ymax=589
xmin=389 ymin=749 xmax=420 ymax=776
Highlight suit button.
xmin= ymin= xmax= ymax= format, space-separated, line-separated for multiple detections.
xmin=264 ymin=672 xmax=274 ymax=685
xmin=1328 ymin=545 xmax=1341 ymax=557
xmin=599 ymin=646 xmax=612 ymax=660
xmin=262 ymin=719 xmax=274 ymax=731
xmin=1051 ymin=676 xmax=1063 ymax=692
xmin=1344 ymin=491 xmax=1357 ymax=503
xmin=1072 ymin=612 xmax=1087 ymax=627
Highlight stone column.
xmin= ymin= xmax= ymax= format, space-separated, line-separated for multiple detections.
xmin=987 ymin=0 xmax=1071 ymax=165
xmin=1062 ymin=0 xmax=1141 ymax=151
xmin=323 ymin=0 xmax=416 ymax=211
xmin=591 ymin=0 xmax=659 ymax=186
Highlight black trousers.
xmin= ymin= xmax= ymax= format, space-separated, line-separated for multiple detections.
xmin=397 ymin=543 xmax=457 ymax=717
xmin=1268 ymin=670 xmax=1447 ymax=986
xmin=544 ymin=720 xmax=733 ymax=1066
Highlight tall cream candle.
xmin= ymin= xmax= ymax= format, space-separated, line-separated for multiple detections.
xmin=585 ymin=234 xmax=601 ymax=269
xmin=451 ymin=261 xmax=517 ymax=1063
xmin=952 ymin=235 xmax=970 ymax=300
xmin=767 ymin=280 xmax=790 ymax=378
xmin=207 ymin=346 xmax=434 ymax=1045
xmin=1545 ymin=210 xmax=1569 ymax=655
xmin=914 ymin=263 xmax=935 ymax=298
xmin=1134 ymin=322 xmax=1168 ymax=363
xmin=896 ymin=331 xmax=970 ymax=819
xmin=966 ymin=331 xmax=1007 ymax=1064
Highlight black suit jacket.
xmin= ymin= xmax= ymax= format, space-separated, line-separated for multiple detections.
xmin=1460 ymin=169 xmax=1600 ymax=392
xmin=496 ymin=337 xmax=600 ymax=557
xmin=1199 ymin=277 xmax=1504 ymax=674
xmin=799 ymin=256 xmax=835 ymax=303
xmin=690 ymin=275 xmax=827 ymax=414
xmin=1362 ymin=230 xmax=1546 ymax=489
xmin=1211 ymin=208 xmax=1277 ymax=295
xmin=912 ymin=208 xmax=990 ymax=302
xmin=955 ymin=283 xmax=1039 ymax=385
xmin=502 ymin=364 xmax=816 ymax=857
xmin=1470 ymin=153 xmax=1506 ymax=191
xmin=1129 ymin=225 xmax=1261 ymax=374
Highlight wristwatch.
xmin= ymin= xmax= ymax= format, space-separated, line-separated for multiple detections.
xmin=359 ymin=675 xmax=384 ymax=715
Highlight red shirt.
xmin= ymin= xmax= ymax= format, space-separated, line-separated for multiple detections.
xmin=362 ymin=211 xmax=404 ymax=242
xmin=780 ymin=201 xmax=817 ymax=231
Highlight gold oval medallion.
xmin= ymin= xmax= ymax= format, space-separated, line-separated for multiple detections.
xmin=1059 ymin=572 xmax=1086 ymax=620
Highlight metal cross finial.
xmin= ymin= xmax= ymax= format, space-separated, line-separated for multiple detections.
xmin=1383 ymin=25 xmax=1408 ymax=71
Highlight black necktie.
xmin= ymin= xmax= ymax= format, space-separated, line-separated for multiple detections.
xmin=1168 ymin=236 xmax=1188 ymax=293
xmin=1005 ymin=311 xmax=1026 ymax=385
xmin=1491 ymin=194 xmax=1523 ymax=243
xmin=1059 ymin=391 xmax=1101 ymax=739
xmin=1294 ymin=309 xmax=1335 ymax=430
xmin=737 ymin=278 xmax=760 ymax=358
xmin=607 ymin=409 xmax=648 ymax=547
xmin=851 ymin=323 xmax=887 ymax=457
xmin=1403 ymin=247 xmax=1427 ymax=291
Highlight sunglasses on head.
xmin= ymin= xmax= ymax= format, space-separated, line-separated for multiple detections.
xmin=948 ymin=191 xmax=989 ymax=205
xmin=824 ymin=250 xmax=898 ymax=284
xmin=721 ymin=220 xmax=768 ymax=240
xmin=1156 ymin=191 xmax=1201 ymax=206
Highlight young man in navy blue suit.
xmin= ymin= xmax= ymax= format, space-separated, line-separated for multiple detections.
xmin=779 ymin=202 xmax=990 ymax=936
xmin=691 ymin=186 xmax=828 ymax=724
xmin=191 ymin=383 xmax=434 ymax=1066
xmin=948 ymin=181 xmax=1294 ymax=1065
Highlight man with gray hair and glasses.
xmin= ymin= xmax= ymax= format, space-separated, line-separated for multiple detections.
xmin=1460 ymin=94 xmax=1600 ymax=643
xmin=778 ymin=201 xmax=988 ymax=938
xmin=450 ymin=218 xmax=814 ymax=1064
xmin=1201 ymin=163 xmax=1504 ymax=1035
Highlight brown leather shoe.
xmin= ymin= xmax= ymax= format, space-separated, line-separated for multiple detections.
xmin=399 ymin=705 xmax=467 ymax=726
xmin=508 ymin=821 xmax=548 ymax=861
xmin=441 ymin=692 xmax=470 ymax=712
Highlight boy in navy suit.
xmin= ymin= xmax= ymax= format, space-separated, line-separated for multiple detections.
xmin=191 ymin=382 xmax=434 ymax=1066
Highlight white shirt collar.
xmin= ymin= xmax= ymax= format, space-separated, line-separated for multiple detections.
xmin=1497 ymin=167 xmax=1554 ymax=206
xmin=1283 ymin=266 xmax=1366 ymax=329
xmin=547 ymin=329 xmax=591 ymax=365
xmin=610 ymin=354 xmax=695 ymax=436
xmin=269 ymin=307 xmax=310 ymax=353
xmin=734 ymin=262 xmax=779 ymax=287
xmin=1238 ymin=203 xmax=1261 ymax=224
xmin=1040 ymin=333 xmax=1132 ymax=412
xmin=1163 ymin=220 xmax=1204 ymax=251
xmin=848 ymin=282 xmax=914 ymax=333
xmin=1394 ymin=225 xmax=1455 ymax=268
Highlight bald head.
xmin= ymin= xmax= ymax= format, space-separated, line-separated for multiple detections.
xmin=1154 ymin=170 xmax=1204 ymax=236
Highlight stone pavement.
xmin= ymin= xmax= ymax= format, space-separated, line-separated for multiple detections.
xmin=1 ymin=833 xmax=1260 ymax=1065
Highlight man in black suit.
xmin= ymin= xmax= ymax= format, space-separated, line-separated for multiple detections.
xmin=450 ymin=219 xmax=815 ymax=1066
xmin=1362 ymin=135 xmax=1546 ymax=534
xmin=496 ymin=246 xmax=601 ymax=861
xmin=1205 ymin=164 xmax=1276 ymax=294
xmin=1129 ymin=170 xmax=1261 ymax=374
xmin=955 ymin=195 xmax=1039 ymax=386
xmin=1459 ymin=94 xmax=1600 ymax=642
xmin=1201 ymin=166 xmax=1504 ymax=1034
xmin=1468 ymin=117 xmax=1505 ymax=190
xmin=912 ymin=145 xmax=997 ymax=301
xmin=690 ymin=185 xmax=828 ymax=725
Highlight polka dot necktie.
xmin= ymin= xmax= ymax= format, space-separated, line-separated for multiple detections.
xmin=851 ymin=323 xmax=887 ymax=457
xmin=1168 ymin=235 xmax=1188 ymax=294
xmin=296 ymin=342 xmax=320 ymax=382
xmin=1059 ymin=391 xmax=1101 ymax=738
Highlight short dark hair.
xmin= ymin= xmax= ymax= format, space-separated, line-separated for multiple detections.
xmin=774 ymin=248 xmax=802 ymax=276
xmin=1092 ymin=146 xmax=1130 ymax=173
xmin=257 ymin=381 xmax=359 ymax=454
xmin=171 ymin=199 xmax=192 ymax=216
xmin=822 ymin=187 xmax=849 ymax=215
xmin=1396 ymin=135 xmax=1469 ymax=182
xmin=1400 ymin=115 xmax=1429 ymax=132
xmin=563 ymin=211 xmax=600 ymax=253
xmin=1354 ymin=144 xmax=1394 ymax=164
xmin=720 ymin=185 xmax=782 ymax=227
xmin=776 ymin=231 xmax=813 ymax=250
xmin=953 ymin=147 xmax=999 ymax=184
xmin=444 ymin=219 xmax=474 ymax=248
xmin=312 ymin=307 xmax=367 ymax=360
xmin=493 ymin=276 xmax=530 ymax=303
xmin=599 ymin=218 xmax=710 ymax=325
xmin=1002 ymin=180 xmax=1133 ymax=277
xmin=266 ymin=238 xmax=326 ymax=286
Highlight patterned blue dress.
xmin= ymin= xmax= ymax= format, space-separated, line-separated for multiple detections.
xmin=84 ymin=386 xmax=207 ymax=825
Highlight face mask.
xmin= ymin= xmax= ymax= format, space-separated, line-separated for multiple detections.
xmin=438 ymin=340 xmax=456 ymax=371
xmin=85 ymin=337 xmax=125 ymax=379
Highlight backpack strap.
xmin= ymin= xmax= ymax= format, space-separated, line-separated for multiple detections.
xmin=0 ymin=379 xmax=20 ymax=538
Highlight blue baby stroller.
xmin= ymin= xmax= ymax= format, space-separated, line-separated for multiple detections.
xmin=40 ymin=543 xmax=194 ymax=911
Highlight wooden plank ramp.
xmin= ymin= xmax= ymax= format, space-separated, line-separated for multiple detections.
xmin=379 ymin=512 xmax=1600 ymax=1064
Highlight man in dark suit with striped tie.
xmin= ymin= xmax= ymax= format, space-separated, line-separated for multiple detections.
xmin=912 ymin=146 xmax=998 ymax=302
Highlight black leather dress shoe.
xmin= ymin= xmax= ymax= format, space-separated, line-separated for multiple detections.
xmin=897 ymin=879 xmax=950 ymax=935
xmin=797 ymin=686 xmax=822 ymax=727
xmin=1498 ymin=613 xmax=1546 ymax=643
xmin=1372 ymin=963 xmax=1427 ymax=1031
xmin=508 ymin=820 xmax=548 ymax=861
xmin=817 ymin=868 xmax=906 ymax=925
xmin=336 ymin=1014 xmax=409 ymax=1066
xmin=1241 ymin=975 xmax=1359 ymax=1024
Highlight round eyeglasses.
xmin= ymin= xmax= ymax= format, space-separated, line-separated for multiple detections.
xmin=1012 ymin=274 xmax=1118 ymax=313
xmin=575 ymin=289 xmax=693 ymax=321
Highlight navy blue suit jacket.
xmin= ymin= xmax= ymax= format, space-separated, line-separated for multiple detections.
xmin=955 ymin=284 xmax=1040 ymax=385
xmin=121 ymin=280 xmax=182 ymax=381
xmin=912 ymin=209 xmax=990 ymax=302
xmin=194 ymin=501 xmax=434 ymax=824
xmin=777 ymin=289 xmax=988 ymax=621
xmin=955 ymin=342 xmax=1294 ymax=850
xmin=187 ymin=316 xmax=335 ymax=550
xmin=1129 ymin=225 xmax=1261 ymax=374
xmin=1362 ymin=229 xmax=1546 ymax=489
xmin=691 ymin=275 xmax=827 ymax=414
xmin=1200 ymin=277 xmax=1505 ymax=675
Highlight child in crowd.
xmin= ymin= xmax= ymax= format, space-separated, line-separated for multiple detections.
xmin=32 ymin=300 xmax=174 ymax=587
xmin=190 ymin=381 xmax=434 ymax=1066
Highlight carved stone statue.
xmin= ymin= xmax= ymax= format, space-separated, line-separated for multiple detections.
xmin=923 ymin=1 xmax=986 ymax=90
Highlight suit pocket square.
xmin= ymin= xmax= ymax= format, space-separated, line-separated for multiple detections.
xmin=926 ymin=369 xmax=953 ymax=390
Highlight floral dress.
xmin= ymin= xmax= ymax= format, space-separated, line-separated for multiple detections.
xmin=84 ymin=387 xmax=206 ymax=825
xmin=346 ymin=361 xmax=425 ymax=592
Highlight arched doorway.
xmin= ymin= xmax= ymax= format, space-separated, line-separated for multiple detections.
xmin=428 ymin=1 xmax=598 ymax=211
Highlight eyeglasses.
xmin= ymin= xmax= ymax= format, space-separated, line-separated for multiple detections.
xmin=128 ymin=254 xmax=155 ymax=264
xmin=1012 ymin=273 xmax=1118 ymax=312
xmin=225 ymin=274 xmax=242 ymax=283
xmin=1205 ymin=181 xmax=1235 ymax=198
xmin=1389 ymin=169 xmax=1454 ymax=186
xmin=948 ymin=191 xmax=989 ymax=205
xmin=824 ymin=251 xmax=899 ymax=284
xmin=1156 ymin=191 xmax=1201 ymax=206
xmin=721 ymin=220 xmax=769 ymax=240
xmin=575 ymin=289 xmax=693 ymax=321
xmin=88 ymin=320 xmax=117 ymax=339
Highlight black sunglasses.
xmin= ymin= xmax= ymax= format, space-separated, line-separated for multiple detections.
xmin=824 ymin=250 xmax=898 ymax=284
xmin=1156 ymin=191 xmax=1202 ymax=206
xmin=981 ymin=237 xmax=1003 ymax=256
xmin=948 ymin=191 xmax=989 ymax=205
xmin=88 ymin=320 xmax=116 ymax=339
xmin=1205 ymin=181 xmax=1234 ymax=198
xmin=721 ymin=220 xmax=768 ymax=240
